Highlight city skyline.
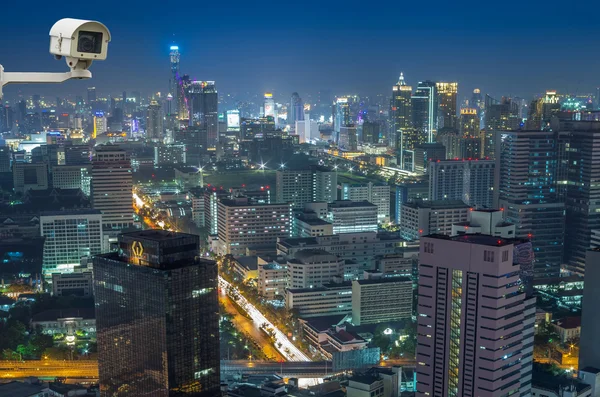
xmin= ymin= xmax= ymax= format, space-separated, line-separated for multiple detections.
xmin=0 ymin=0 xmax=599 ymax=99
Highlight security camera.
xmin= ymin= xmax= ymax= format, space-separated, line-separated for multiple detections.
xmin=49 ymin=18 xmax=111 ymax=71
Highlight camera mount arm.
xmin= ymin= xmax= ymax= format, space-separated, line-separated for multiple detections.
xmin=0 ymin=64 xmax=92 ymax=99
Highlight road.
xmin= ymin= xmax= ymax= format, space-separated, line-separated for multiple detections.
xmin=0 ymin=360 xmax=98 ymax=379
xmin=221 ymin=294 xmax=284 ymax=361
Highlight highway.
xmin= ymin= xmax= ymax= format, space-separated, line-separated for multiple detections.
xmin=0 ymin=360 xmax=98 ymax=379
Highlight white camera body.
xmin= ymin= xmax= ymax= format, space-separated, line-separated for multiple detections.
xmin=49 ymin=18 xmax=111 ymax=70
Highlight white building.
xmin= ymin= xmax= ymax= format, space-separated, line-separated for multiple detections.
xmin=91 ymin=146 xmax=133 ymax=232
xmin=154 ymin=144 xmax=186 ymax=165
xmin=293 ymin=215 xmax=333 ymax=237
xmin=351 ymin=276 xmax=412 ymax=326
xmin=52 ymin=164 xmax=92 ymax=196
xmin=341 ymin=182 xmax=391 ymax=223
xmin=287 ymin=249 xmax=344 ymax=289
xmin=40 ymin=210 xmax=104 ymax=281
xmin=295 ymin=119 xmax=320 ymax=143
xmin=275 ymin=165 xmax=337 ymax=209
xmin=400 ymin=199 xmax=470 ymax=241
xmin=189 ymin=189 xmax=205 ymax=228
xmin=216 ymin=197 xmax=292 ymax=256
xmin=451 ymin=209 xmax=516 ymax=238
xmin=13 ymin=162 xmax=48 ymax=193
xmin=429 ymin=159 xmax=495 ymax=209
xmin=286 ymin=282 xmax=352 ymax=317
xmin=258 ymin=260 xmax=287 ymax=300
xmin=52 ymin=272 xmax=93 ymax=297
xmin=328 ymin=200 xmax=378 ymax=234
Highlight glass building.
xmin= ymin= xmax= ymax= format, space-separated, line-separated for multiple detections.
xmin=93 ymin=230 xmax=220 ymax=397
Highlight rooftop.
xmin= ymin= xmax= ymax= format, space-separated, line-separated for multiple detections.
xmin=403 ymin=199 xmax=470 ymax=210
xmin=329 ymin=200 xmax=377 ymax=209
xmin=233 ymin=256 xmax=259 ymax=271
xmin=425 ymin=233 xmax=526 ymax=248
xmin=40 ymin=209 xmax=102 ymax=217
xmin=296 ymin=216 xmax=331 ymax=226
xmin=287 ymin=282 xmax=352 ymax=294
xmin=32 ymin=308 xmax=95 ymax=322
xmin=0 ymin=381 xmax=48 ymax=397
xmin=120 ymin=229 xmax=197 ymax=242
xmin=355 ymin=277 xmax=412 ymax=286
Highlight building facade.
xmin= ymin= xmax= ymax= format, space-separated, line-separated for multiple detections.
xmin=429 ymin=159 xmax=494 ymax=209
xmin=400 ymin=200 xmax=470 ymax=241
xmin=275 ymin=165 xmax=337 ymax=208
xmin=286 ymin=282 xmax=352 ymax=318
xmin=328 ymin=200 xmax=378 ymax=234
xmin=351 ymin=277 xmax=412 ymax=326
xmin=341 ymin=182 xmax=391 ymax=223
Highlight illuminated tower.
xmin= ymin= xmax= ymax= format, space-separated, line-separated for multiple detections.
xmin=436 ymin=82 xmax=458 ymax=130
xmin=289 ymin=92 xmax=305 ymax=127
xmin=264 ymin=92 xmax=275 ymax=118
xmin=390 ymin=72 xmax=413 ymax=167
xmin=333 ymin=97 xmax=350 ymax=144
xmin=188 ymin=81 xmax=219 ymax=149
xmin=146 ymin=100 xmax=163 ymax=141
xmin=412 ymin=81 xmax=437 ymax=144
xmin=169 ymin=45 xmax=181 ymax=117
xmin=459 ymin=108 xmax=479 ymax=138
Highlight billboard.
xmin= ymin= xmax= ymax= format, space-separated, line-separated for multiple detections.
xmin=227 ymin=110 xmax=240 ymax=129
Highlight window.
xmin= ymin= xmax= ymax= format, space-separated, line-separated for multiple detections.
xmin=424 ymin=242 xmax=434 ymax=254
xmin=502 ymin=250 xmax=509 ymax=262
xmin=484 ymin=250 xmax=494 ymax=262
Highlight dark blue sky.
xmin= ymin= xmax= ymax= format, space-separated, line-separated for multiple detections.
xmin=1 ymin=0 xmax=599 ymax=102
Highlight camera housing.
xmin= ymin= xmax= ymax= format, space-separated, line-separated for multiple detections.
xmin=49 ymin=19 xmax=111 ymax=69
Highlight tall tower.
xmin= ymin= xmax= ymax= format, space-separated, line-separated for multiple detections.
xmin=289 ymin=92 xmax=305 ymax=127
xmin=264 ymin=92 xmax=275 ymax=118
xmin=333 ymin=97 xmax=350 ymax=144
xmin=436 ymin=82 xmax=458 ymax=130
xmin=390 ymin=73 xmax=413 ymax=167
xmin=94 ymin=230 xmax=220 ymax=397
xmin=146 ymin=100 xmax=163 ymax=141
xmin=412 ymin=81 xmax=437 ymax=144
xmin=459 ymin=108 xmax=479 ymax=138
xmin=169 ymin=45 xmax=181 ymax=117
xmin=188 ymin=81 xmax=219 ymax=149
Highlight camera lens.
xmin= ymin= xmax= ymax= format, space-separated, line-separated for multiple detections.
xmin=77 ymin=31 xmax=103 ymax=54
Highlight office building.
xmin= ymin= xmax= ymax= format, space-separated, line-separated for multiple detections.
xmin=187 ymin=81 xmax=218 ymax=149
xmin=13 ymin=162 xmax=48 ymax=193
xmin=275 ymin=165 xmax=337 ymax=208
xmin=436 ymin=82 xmax=458 ymax=130
xmin=429 ymin=159 xmax=494 ymax=208
xmin=556 ymin=120 xmax=600 ymax=274
xmin=526 ymin=91 xmax=560 ymax=131
xmin=341 ymin=182 xmax=391 ymax=223
xmin=154 ymin=144 xmax=186 ymax=165
xmin=412 ymin=81 xmax=437 ymax=143
xmin=91 ymin=146 xmax=134 ymax=232
xmin=339 ymin=125 xmax=358 ymax=150
xmin=391 ymin=73 xmax=413 ymax=157
xmin=289 ymin=92 xmax=305 ymax=126
xmin=52 ymin=272 xmax=93 ymax=297
xmin=395 ymin=182 xmax=430 ymax=223
xmin=451 ymin=209 xmax=515 ymax=237
xmin=0 ymin=146 xmax=11 ymax=172
xmin=400 ymin=199 xmax=470 ymax=241
xmin=146 ymin=100 xmax=163 ymax=141
xmin=362 ymin=121 xmax=381 ymax=144
xmin=351 ymin=276 xmax=412 ymax=325
xmin=52 ymin=165 xmax=92 ymax=196
xmin=460 ymin=136 xmax=483 ymax=159
xmin=258 ymin=261 xmax=287 ymax=300
xmin=40 ymin=210 xmax=104 ymax=281
xmin=293 ymin=215 xmax=333 ymax=237
xmin=216 ymin=197 xmax=292 ymax=256
xmin=204 ymin=188 xmax=229 ymax=235
xmin=412 ymin=143 xmax=446 ymax=173
xmin=264 ymin=92 xmax=275 ymax=118
xmin=460 ymin=108 xmax=479 ymax=137
xmin=286 ymin=282 xmax=352 ymax=318
xmin=328 ymin=200 xmax=378 ymax=234
xmin=295 ymin=119 xmax=319 ymax=143
xmin=436 ymin=129 xmax=461 ymax=159
xmin=417 ymin=234 xmax=535 ymax=397
xmin=169 ymin=45 xmax=181 ymax=117
xmin=580 ymin=249 xmax=600 ymax=372
xmin=495 ymin=130 xmax=564 ymax=278
xmin=92 ymin=112 xmax=107 ymax=139
xmin=94 ymin=230 xmax=220 ymax=397
xmin=286 ymin=249 xmax=344 ymax=289
xmin=334 ymin=97 xmax=351 ymax=144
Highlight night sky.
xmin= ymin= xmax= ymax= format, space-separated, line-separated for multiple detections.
xmin=1 ymin=0 xmax=599 ymax=101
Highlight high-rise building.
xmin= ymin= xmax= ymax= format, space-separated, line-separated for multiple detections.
xmin=495 ymin=130 xmax=564 ymax=278
xmin=334 ymin=97 xmax=350 ymax=144
xmin=436 ymin=82 xmax=458 ymax=130
xmin=94 ymin=230 xmax=220 ymax=397
xmin=351 ymin=276 xmax=412 ymax=325
xmin=327 ymin=200 xmax=378 ymax=234
xmin=275 ymin=165 xmax=337 ymax=208
xmin=416 ymin=234 xmax=535 ymax=397
xmin=286 ymin=249 xmax=344 ymax=289
xmin=52 ymin=165 xmax=92 ymax=196
xmin=341 ymin=182 xmax=391 ymax=223
xmin=40 ymin=210 xmax=104 ymax=281
xmin=459 ymin=108 xmax=479 ymax=137
xmin=169 ymin=45 xmax=181 ymax=117
xmin=264 ymin=92 xmax=275 ymax=118
xmin=526 ymin=91 xmax=560 ymax=131
xmin=429 ymin=159 xmax=494 ymax=208
xmin=289 ymin=92 xmax=305 ymax=127
xmin=216 ymin=197 xmax=292 ymax=255
xmin=0 ymin=146 xmax=11 ymax=172
xmin=87 ymin=87 xmax=96 ymax=105
xmin=580 ymin=249 xmax=600 ymax=372
xmin=391 ymin=73 xmax=414 ymax=161
xmin=485 ymin=96 xmax=520 ymax=132
xmin=146 ymin=100 xmax=163 ymax=141
xmin=93 ymin=112 xmax=107 ymax=139
xmin=412 ymin=81 xmax=437 ymax=143
xmin=187 ymin=81 xmax=219 ymax=149
xmin=557 ymin=120 xmax=600 ymax=274
xmin=91 ymin=146 xmax=133 ymax=233
xmin=13 ymin=162 xmax=48 ymax=193
xmin=400 ymin=199 xmax=470 ymax=241
xmin=436 ymin=129 xmax=462 ymax=159
xmin=412 ymin=143 xmax=446 ymax=173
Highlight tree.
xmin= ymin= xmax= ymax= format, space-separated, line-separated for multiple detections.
xmin=43 ymin=346 xmax=71 ymax=360
xmin=30 ymin=333 xmax=54 ymax=357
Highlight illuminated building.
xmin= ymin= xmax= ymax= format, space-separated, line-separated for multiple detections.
xmin=327 ymin=200 xmax=378 ymax=235
xmin=412 ymin=81 xmax=437 ymax=143
xmin=416 ymin=234 xmax=535 ymax=397
xmin=436 ymin=82 xmax=458 ymax=130
xmin=351 ymin=275 xmax=412 ymax=325
xmin=91 ymin=146 xmax=133 ymax=232
xmin=526 ymin=90 xmax=561 ymax=130
xmin=187 ymin=81 xmax=218 ymax=149
xmin=204 ymin=188 xmax=229 ymax=235
xmin=94 ymin=230 xmax=220 ymax=397
xmin=471 ymin=88 xmax=484 ymax=128
xmin=286 ymin=282 xmax=352 ymax=318
xmin=145 ymin=100 xmax=163 ymax=141
xmin=459 ymin=108 xmax=479 ymax=137
xmin=289 ymin=92 xmax=305 ymax=127
xmin=436 ymin=129 xmax=461 ymax=159
xmin=258 ymin=261 xmax=287 ymax=300
xmin=580 ymin=249 xmax=600 ymax=371
xmin=40 ymin=209 xmax=104 ymax=281
xmin=334 ymin=97 xmax=350 ymax=144
xmin=391 ymin=73 xmax=413 ymax=163
xmin=92 ymin=112 xmax=107 ymax=139
xmin=216 ymin=197 xmax=292 ymax=256
xmin=460 ymin=136 xmax=483 ymax=159
xmin=484 ymin=95 xmax=520 ymax=132
xmin=154 ymin=144 xmax=186 ymax=165
xmin=286 ymin=249 xmax=344 ymax=289
xmin=338 ymin=125 xmax=357 ymax=150
xmin=87 ymin=87 xmax=96 ymax=104
xmin=275 ymin=165 xmax=337 ymax=209
xmin=341 ymin=182 xmax=390 ymax=223
xmin=13 ymin=162 xmax=48 ymax=193
xmin=429 ymin=159 xmax=494 ymax=208
xmin=264 ymin=92 xmax=275 ymax=118
xmin=169 ymin=45 xmax=181 ymax=117
xmin=52 ymin=165 xmax=92 ymax=196
xmin=399 ymin=199 xmax=470 ymax=241
xmin=362 ymin=121 xmax=380 ymax=144
xmin=412 ymin=143 xmax=445 ymax=173
xmin=495 ymin=130 xmax=564 ymax=278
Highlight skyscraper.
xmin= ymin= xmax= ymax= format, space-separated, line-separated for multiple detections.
xmin=188 ymin=81 xmax=219 ymax=149
xmin=87 ymin=87 xmax=97 ymax=105
xmin=459 ymin=108 xmax=479 ymax=137
xmin=495 ymin=130 xmax=564 ymax=278
xmin=390 ymin=73 xmax=413 ymax=167
xmin=264 ymin=92 xmax=275 ymax=118
xmin=429 ymin=159 xmax=495 ymax=208
xmin=94 ymin=230 xmax=220 ymax=397
xmin=169 ymin=45 xmax=181 ymax=117
xmin=91 ymin=146 xmax=134 ymax=233
xmin=289 ymin=92 xmax=305 ymax=127
xmin=417 ymin=234 xmax=535 ymax=397
xmin=436 ymin=82 xmax=458 ymax=130
xmin=146 ymin=100 xmax=163 ymax=141
xmin=276 ymin=164 xmax=337 ymax=208
xmin=412 ymin=81 xmax=437 ymax=143
xmin=333 ymin=97 xmax=350 ymax=144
